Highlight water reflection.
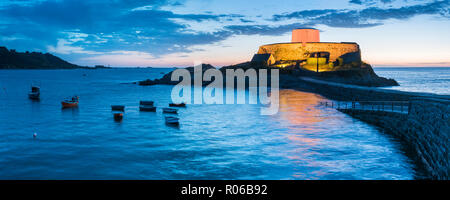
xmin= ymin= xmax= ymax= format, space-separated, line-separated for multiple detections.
xmin=278 ymin=90 xmax=327 ymax=126
xmin=61 ymin=106 xmax=79 ymax=117
xmin=274 ymin=89 xmax=413 ymax=180
xmin=277 ymin=90 xmax=326 ymax=148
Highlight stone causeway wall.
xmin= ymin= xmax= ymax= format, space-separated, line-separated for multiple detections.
xmin=339 ymin=98 xmax=449 ymax=179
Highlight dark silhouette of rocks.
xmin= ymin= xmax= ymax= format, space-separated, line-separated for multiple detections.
xmin=292 ymin=63 xmax=399 ymax=87
xmin=138 ymin=64 xmax=216 ymax=86
xmin=137 ymin=62 xmax=398 ymax=87
xmin=0 ymin=46 xmax=83 ymax=69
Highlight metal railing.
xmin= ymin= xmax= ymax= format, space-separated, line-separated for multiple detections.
xmin=319 ymin=100 xmax=410 ymax=114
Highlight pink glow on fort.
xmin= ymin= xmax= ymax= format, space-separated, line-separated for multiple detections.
xmin=291 ymin=29 xmax=320 ymax=43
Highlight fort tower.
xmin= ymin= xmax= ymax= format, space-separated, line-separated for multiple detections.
xmin=291 ymin=28 xmax=320 ymax=43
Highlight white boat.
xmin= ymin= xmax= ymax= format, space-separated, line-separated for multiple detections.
xmin=28 ymin=86 xmax=40 ymax=100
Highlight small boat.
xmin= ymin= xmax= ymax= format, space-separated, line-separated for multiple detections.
xmin=140 ymin=101 xmax=154 ymax=106
xmin=28 ymin=86 xmax=40 ymax=100
xmin=114 ymin=113 xmax=123 ymax=121
xmin=61 ymin=96 xmax=79 ymax=108
xmin=139 ymin=105 xmax=156 ymax=112
xmin=169 ymin=102 xmax=186 ymax=108
xmin=163 ymin=108 xmax=178 ymax=114
xmin=111 ymin=105 xmax=125 ymax=111
xmin=165 ymin=116 xmax=179 ymax=126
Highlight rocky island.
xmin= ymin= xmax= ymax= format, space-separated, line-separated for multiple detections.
xmin=137 ymin=61 xmax=398 ymax=88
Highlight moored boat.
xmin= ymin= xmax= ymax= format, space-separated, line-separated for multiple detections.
xmin=165 ymin=116 xmax=179 ymax=125
xmin=163 ymin=108 xmax=178 ymax=114
xmin=28 ymin=86 xmax=40 ymax=100
xmin=111 ymin=105 xmax=125 ymax=111
xmin=169 ymin=102 xmax=186 ymax=108
xmin=139 ymin=105 xmax=156 ymax=112
xmin=114 ymin=113 xmax=123 ymax=121
xmin=140 ymin=101 xmax=154 ymax=106
xmin=61 ymin=96 xmax=79 ymax=108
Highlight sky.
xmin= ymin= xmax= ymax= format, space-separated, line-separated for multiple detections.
xmin=0 ymin=0 xmax=449 ymax=67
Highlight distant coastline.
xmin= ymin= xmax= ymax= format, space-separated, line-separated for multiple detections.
xmin=0 ymin=46 xmax=80 ymax=69
xmin=0 ymin=46 xmax=116 ymax=70
xmin=0 ymin=46 xmax=177 ymax=70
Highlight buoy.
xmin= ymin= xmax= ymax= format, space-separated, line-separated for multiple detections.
xmin=33 ymin=133 xmax=37 ymax=138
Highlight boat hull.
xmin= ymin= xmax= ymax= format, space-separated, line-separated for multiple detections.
xmin=28 ymin=93 xmax=40 ymax=100
xmin=163 ymin=108 xmax=178 ymax=114
xmin=111 ymin=105 xmax=125 ymax=111
xmin=169 ymin=103 xmax=186 ymax=108
xmin=140 ymin=101 xmax=154 ymax=106
xmin=29 ymin=86 xmax=40 ymax=100
xmin=139 ymin=106 xmax=156 ymax=112
xmin=114 ymin=113 xmax=123 ymax=121
xmin=165 ymin=117 xmax=179 ymax=126
xmin=61 ymin=102 xmax=78 ymax=108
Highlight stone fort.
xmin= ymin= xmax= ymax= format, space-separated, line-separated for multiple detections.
xmin=252 ymin=28 xmax=362 ymax=71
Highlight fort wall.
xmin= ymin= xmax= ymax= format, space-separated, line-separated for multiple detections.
xmin=257 ymin=42 xmax=361 ymax=64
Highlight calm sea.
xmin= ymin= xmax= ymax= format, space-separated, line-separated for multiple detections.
xmin=1 ymin=67 xmax=443 ymax=180
xmin=374 ymin=67 xmax=450 ymax=95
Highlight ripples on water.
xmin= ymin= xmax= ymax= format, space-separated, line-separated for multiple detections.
xmin=0 ymin=69 xmax=416 ymax=179
xmin=374 ymin=67 xmax=450 ymax=95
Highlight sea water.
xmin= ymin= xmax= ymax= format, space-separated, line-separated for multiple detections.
xmin=1 ymin=67 xmax=440 ymax=179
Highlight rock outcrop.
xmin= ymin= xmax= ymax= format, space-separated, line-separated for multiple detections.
xmin=137 ymin=62 xmax=398 ymax=88
xmin=293 ymin=62 xmax=399 ymax=87
xmin=138 ymin=64 xmax=216 ymax=86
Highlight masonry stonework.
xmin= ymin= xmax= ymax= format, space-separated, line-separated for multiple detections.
xmin=257 ymin=42 xmax=361 ymax=64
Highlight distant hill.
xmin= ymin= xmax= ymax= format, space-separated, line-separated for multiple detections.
xmin=0 ymin=46 xmax=83 ymax=69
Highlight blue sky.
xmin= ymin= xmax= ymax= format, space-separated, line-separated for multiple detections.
xmin=0 ymin=0 xmax=449 ymax=67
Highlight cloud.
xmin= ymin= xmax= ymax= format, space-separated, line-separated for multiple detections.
xmin=80 ymin=50 xmax=156 ymax=66
xmin=224 ymin=23 xmax=313 ymax=36
xmin=240 ymin=18 xmax=255 ymax=23
xmin=0 ymin=0 xmax=243 ymax=57
xmin=273 ymin=0 xmax=449 ymax=28
xmin=47 ymin=39 xmax=100 ymax=55
xmin=349 ymin=0 xmax=396 ymax=5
